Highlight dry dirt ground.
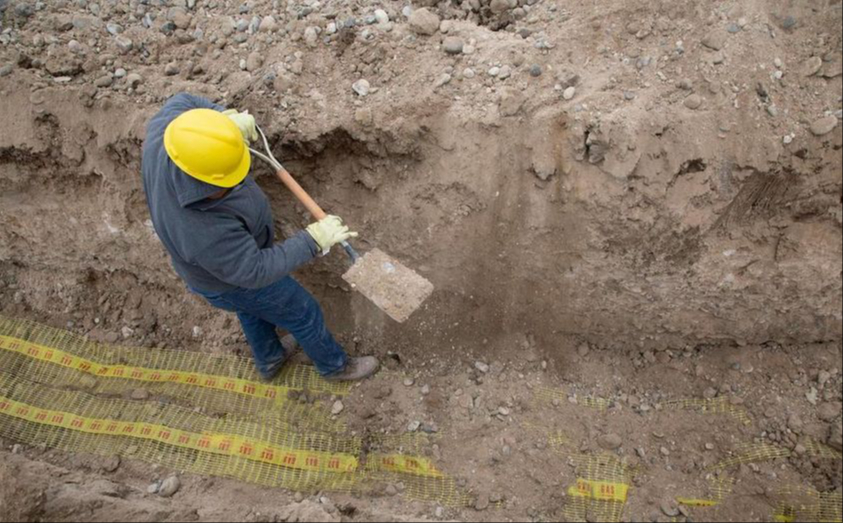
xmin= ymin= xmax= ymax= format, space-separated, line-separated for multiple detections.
xmin=1 ymin=0 xmax=842 ymax=521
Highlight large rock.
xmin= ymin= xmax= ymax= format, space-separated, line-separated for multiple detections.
xmin=408 ymin=8 xmax=440 ymax=36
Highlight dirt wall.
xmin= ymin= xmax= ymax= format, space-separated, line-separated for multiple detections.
xmin=1 ymin=0 xmax=841 ymax=361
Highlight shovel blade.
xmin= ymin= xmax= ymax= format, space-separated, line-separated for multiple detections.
xmin=342 ymin=248 xmax=434 ymax=323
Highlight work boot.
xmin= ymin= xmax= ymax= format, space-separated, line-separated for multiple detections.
xmin=259 ymin=335 xmax=300 ymax=382
xmin=324 ymin=356 xmax=380 ymax=382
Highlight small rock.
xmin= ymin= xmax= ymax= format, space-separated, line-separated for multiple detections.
xmin=192 ymin=326 xmax=203 ymax=338
xmin=598 ymin=433 xmax=623 ymax=451
xmin=818 ymin=402 xmax=842 ymax=422
xmin=0 ymin=64 xmax=13 ymax=77
xmin=810 ymin=115 xmax=838 ymax=136
xmin=374 ymin=9 xmax=390 ymax=25
xmin=704 ymin=443 xmax=715 ymax=451
xmin=577 ymin=343 xmax=590 ymax=357
xmin=131 ymin=389 xmax=150 ymax=401
xmin=158 ymin=476 xmax=180 ymax=498
xmin=475 ymin=362 xmax=490 ymax=374
xmin=624 ymin=91 xmax=637 ymax=101
xmin=115 ymin=36 xmax=133 ymax=54
xmin=788 ymin=413 xmax=804 ymax=433
xmin=819 ymin=370 xmax=832 ymax=386
xmin=102 ymin=456 xmax=121 ymax=473
xmin=463 ymin=68 xmax=476 ymax=79
xmin=352 ymin=79 xmax=370 ymax=96
xmin=529 ymin=64 xmax=543 ymax=77
xmin=245 ymin=52 xmax=263 ymax=72
xmin=660 ymin=446 xmax=671 ymax=456
xmin=147 ymin=482 xmax=160 ymax=495
xmin=408 ymin=8 xmax=440 ymax=36
xmin=126 ymin=73 xmax=144 ymax=89
xmin=331 ymin=400 xmax=344 ymax=416
xmin=304 ymin=27 xmax=319 ymax=48
xmin=474 ymin=494 xmax=491 ymax=511
xmin=403 ymin=378 xmax=415 ymax=387
xmin=684 ymin=94 xmax=703 ymax=110
xmin=499 ymin=89 xmax=525 ymax=117
xmin=95 ymin=75 xmax=113 ymax=88
xmin=804 ymin=56 xmax=823 ymax=77
xmin=121 ymin=326 xmax=134 ymax=339
xmin=781 ymin=16 xmax=798 ymax=30
xmin=498 ymin=66 xmax=513 ymax=80
xmin=407 ymin=421 xmax=421 ymax=433
xmin=259 ymin=16 xmax=277 ymax=33
xmin=114 ymin=68 xmax=127 ymax=79
xmin=488 ymin=66 xmax=501 ymax=77
xmin=104 ymin=332 xmax=120 ymax=344
xmin=11 ymin=444 xmax=23 ymax=454
xmin=726 ymin=23 xmax=741 ymax=34
xmin=661 ymin=501 xmax=680 ymax=518
xmin=563 ymin=86 xmax=577 ymax=100
xmin=702 ymin=30 xmax=727 ymax=51
xmin=385 ymin=484 xmax=398 ymax=496
xmin=490 ymin=0 xmax=514 ymax=15
xmin=421 ymin=385 xmax=430 ymax=395
xmin=703 ymin=387 xmax=718 ymax=399
xmin=442 ymin=37 xmax=464 ymax=55
xmin=434 ymin=73 xmax=452 ymax=88
xmin=164 ymin=62 xmax=180 ymax=76
xmin=829 ymin=422 xmax=842 ymax=451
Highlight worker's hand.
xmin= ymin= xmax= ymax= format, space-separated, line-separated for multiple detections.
xmin=306 ymin=215 xmax=358 ymax=255
xmin=222 ymin=109 xmax=258 ymax=143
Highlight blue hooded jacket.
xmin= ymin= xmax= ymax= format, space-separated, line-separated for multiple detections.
xmin=142 ymin=93 xmax=319 ymax=294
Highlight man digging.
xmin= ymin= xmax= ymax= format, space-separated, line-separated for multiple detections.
xmin=142 ymin=92 xmax=378 ymax=382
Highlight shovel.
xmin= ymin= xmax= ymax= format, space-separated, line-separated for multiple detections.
xmin=250 ymin=127 xmax=434 ymax=323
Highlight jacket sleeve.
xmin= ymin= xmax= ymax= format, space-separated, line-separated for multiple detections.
xmin=192 ymin=217 xmax=319 ymax=289
xmin=162 ymin=92 xmax=225 ymax=114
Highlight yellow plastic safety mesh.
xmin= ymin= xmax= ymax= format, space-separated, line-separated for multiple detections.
xmin=535 ymin=387 xmax=611 ymax=411
xmin=676 ymin=474 xmax=736 ymax=510
xmin=0 ymin=316 xmax=347 ymax=432
xmin=774 ymin=485 xmax=843 ymax=523
xmin=663 ymin=397 xmax=752 ymax=426
xmin=545 ymin=431 xmax=633 ymax=523
xmin=710 ymin=441 xmax=793 ymax=471
xmin=0 ymin=316 xmax=471 ymax=506
xmin=563 ymin=452 xmax=634 ymax=523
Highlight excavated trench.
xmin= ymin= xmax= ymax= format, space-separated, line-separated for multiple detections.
xmin=0 ymin=86 xmax=841 ymax=371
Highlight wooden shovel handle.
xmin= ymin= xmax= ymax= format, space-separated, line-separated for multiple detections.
xmin=274 ymin=167 xmax=327 ymax=221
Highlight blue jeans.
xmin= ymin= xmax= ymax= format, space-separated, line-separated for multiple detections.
xmin=191 ymin=277 xmax=348 ymax=378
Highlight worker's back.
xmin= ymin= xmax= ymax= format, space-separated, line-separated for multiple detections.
xmin=141 ymin=93 xmax=315 ymax=294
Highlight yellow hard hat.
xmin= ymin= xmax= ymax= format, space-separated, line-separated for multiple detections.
xmin=164 ymin=108 xmax=251 ymax=188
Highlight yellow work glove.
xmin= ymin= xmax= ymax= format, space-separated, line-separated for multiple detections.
xmin=306 ymin=215 xmax=358 ymax=255
xmin=222 ymin=109 xmax=258 ymax=143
